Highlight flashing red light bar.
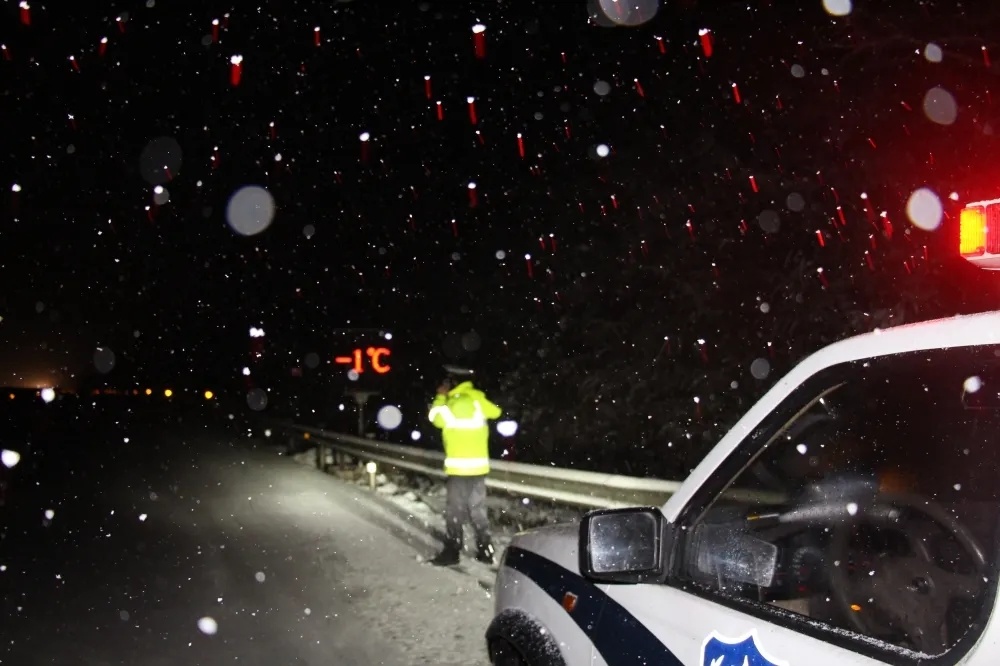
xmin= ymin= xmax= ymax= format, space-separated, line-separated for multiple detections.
xmin=960 ymin=199 xmax=1000 ymax=270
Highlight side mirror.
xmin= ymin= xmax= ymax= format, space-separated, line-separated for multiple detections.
xmin=687 ymin=523 xmax=778 ymax=587
xmin=579 ymin=506 xmax=670 ymax=584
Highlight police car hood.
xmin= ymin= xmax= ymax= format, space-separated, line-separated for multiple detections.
xmin=506 ymin=520 xmax=580 ymax=573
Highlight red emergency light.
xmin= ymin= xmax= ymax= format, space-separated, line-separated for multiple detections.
xmin=960 ymin=199 xmax=1000 ymax=270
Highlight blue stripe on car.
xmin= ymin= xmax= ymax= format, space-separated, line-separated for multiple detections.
xmin=504 ymin=546 xmax=684 ymax=666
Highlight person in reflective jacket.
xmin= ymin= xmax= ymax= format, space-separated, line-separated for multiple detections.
xmin=427 ymin=375 xmax=502 ymax=566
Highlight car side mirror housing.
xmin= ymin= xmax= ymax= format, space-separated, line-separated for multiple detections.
xmin=579 ymin=506 xmax=671 ymax=584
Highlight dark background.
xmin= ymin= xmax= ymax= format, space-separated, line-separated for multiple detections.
xmin=2 ymin=0 xmax=999 ymax=475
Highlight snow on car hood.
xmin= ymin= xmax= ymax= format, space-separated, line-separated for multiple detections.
xmin=506 ymin=520 xmax=581 ymax=573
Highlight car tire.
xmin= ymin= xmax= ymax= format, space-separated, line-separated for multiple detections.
xmin=490 ymin=638 xmax=528 ymax=666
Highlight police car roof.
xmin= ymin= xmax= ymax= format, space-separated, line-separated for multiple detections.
xmin=809 ymin=310 xmax=1000 ymax=367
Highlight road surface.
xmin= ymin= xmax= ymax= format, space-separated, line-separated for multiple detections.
xmin=0 ymin=416 xmax=493 ymax=665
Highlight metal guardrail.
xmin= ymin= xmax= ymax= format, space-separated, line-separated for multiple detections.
xmin=273 ymin=422 xmax=684 ymax=509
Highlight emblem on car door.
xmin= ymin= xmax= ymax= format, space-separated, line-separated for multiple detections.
xmin=702 ymin=630 xmax=787 ymax=666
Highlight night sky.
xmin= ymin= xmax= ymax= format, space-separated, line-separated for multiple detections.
xmin=0 ymin=1 xmax=994 ymax=408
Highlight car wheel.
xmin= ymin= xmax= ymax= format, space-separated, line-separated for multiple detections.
xmin=490 ymin=638 xmax=528 ymax=666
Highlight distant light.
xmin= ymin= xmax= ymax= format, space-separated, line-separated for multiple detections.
xmin=204 ymin=390 xmax=214 ymax=400
xmin=164 ymin=389 xmax=173 ymax=398
xmin=338 ymin=403 xmax=345 ymax=411
xmin=365 ymin=461 xmax=377 ymax=474
xmin=249 ymin=327 xmax=265 ymax=338
xmin=497 ymin=420 xmax=518 ymax=437
xmin=1 ymin=449 xmax=20 ymax=469
xmin=383 ymin=332 xmax=393 ymax=341
xmin=596 ymin=144 xmax=610 ymax=157
xmin=359 ymin=132 xmax=371 ymax=142
xmin=145 ymin=388 xmax=152 ymax=395
xmin=242 ymin=367 xmax=251 ymax=376
xmin=472 ymin=23 xmax=486 ymax=34
xmin=40 ymin=388 xmax=56 ymax=403
xmin=410 ymin=430 xmax=421 ymax=441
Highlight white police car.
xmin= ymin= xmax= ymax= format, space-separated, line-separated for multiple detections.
xmin=487 ymin=311 xmax=1000 ymax=665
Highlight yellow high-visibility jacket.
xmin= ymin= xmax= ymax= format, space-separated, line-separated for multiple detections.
xmin=428 ymin=381 xmax=502 ymax=476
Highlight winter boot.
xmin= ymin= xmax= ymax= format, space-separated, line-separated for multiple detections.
xmin=429 ymin=545 xmax=461 ymax=566
xmin=475 ymin=540 xmax=496 ymax=566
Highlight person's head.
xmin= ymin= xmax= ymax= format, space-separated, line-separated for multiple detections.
xmin=442 ymin=365 xmax=474 ymax=390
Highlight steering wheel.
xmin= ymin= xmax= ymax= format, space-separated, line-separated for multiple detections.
xmin=827 ymin=492 xmax=987 ymax=655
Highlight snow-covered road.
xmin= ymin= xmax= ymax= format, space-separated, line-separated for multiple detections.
xmin=0 ymin=425 xmax=493 ymax=665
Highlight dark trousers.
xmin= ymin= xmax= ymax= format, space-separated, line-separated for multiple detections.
xmin=444 ymin=475 xmax=491 ymax=552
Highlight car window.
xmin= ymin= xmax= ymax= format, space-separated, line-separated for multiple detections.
xmin=675 ymin=345 xmax=1000 ymax=659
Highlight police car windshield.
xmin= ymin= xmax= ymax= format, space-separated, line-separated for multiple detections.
xmin=727 ymin=345 xmax=1000 ymax=508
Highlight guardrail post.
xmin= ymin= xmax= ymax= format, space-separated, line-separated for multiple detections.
xmin=315 ymin=440 xmax=326 ymax=471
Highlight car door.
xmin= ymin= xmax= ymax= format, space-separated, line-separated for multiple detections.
xmin=593 ymin=345 xmax=1000 ymax=666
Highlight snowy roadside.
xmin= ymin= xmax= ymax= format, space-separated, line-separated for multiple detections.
xmin=283 ymin=445 xmax=586 ymax=584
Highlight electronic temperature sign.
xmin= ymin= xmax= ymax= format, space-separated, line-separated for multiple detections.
xmin=334 ymin=346 xmax=391 ymax=374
